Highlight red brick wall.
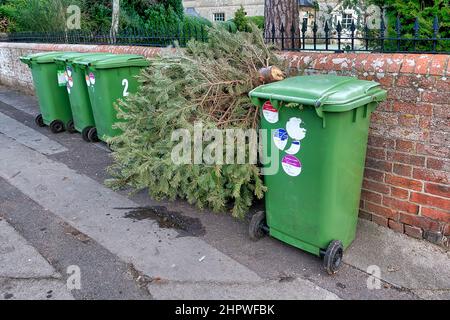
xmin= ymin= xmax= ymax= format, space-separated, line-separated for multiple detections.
xmin=0 ymin=43 xmax=448 ymax=247
xmin=283 ymin=52 xmax=449 ymax=247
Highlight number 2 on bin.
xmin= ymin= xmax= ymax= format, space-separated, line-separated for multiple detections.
xmin=122 ymin=79 xmax=129 ymax=97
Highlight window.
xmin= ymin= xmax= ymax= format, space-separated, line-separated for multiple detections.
xmin=342 ymin=13 xmax=353 ymax=29
xmin=213 ymin=12 xmax=225 ymax=22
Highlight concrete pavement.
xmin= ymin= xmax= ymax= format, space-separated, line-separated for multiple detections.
xmin=0 ymin=218 xmax=73 ymax=300
xmin=0 ymin=85 xmax=448 ymax=300
xmin=346 ymin=220 xmax=450 ymax=299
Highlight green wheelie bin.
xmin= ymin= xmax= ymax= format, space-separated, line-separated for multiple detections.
xmin=55 ymin=52 xmax=115 ymax=141
xmin=248 ymin=75 xmax=387 ymax=274
xmin=20 ymin=51 xmax=74 ymax=133
xmin=74 ymin=54 xmax=149 ymax=142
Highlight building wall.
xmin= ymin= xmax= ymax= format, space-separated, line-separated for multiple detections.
xmin=0 ymin=42 xmax=449 ymax=247
xmin=183 ymin=0 xmax=264 ymax=21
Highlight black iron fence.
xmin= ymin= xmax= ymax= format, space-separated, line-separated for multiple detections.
xmin=266 ymin=15 xmax=449 ymax=54
xmin=0 ymin=25 xmax=208 ymax=47
xmin=0 ymin=15 xmax=449 ymax=54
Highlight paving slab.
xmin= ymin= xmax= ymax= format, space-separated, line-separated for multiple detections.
xmin=149 ymin=278 xmax=341 ymax=300
xmin=0 ymin=278 xmax=73 ymax=300
xmin=0 ymin=218 xmax=73 ymax=300
xmin=0 ymin=111 xmax=67 ymax=155
xmin=345 ymin=220 xmax=450 ymax=299
xmin=0 ymin=89 xmax=38 ymax=116
xmin=0 ymin=219 xmax=57 ymax=278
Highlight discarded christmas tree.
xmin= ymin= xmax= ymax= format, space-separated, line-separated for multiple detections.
xmin=106 ymin=25 xmax=291 ymax=218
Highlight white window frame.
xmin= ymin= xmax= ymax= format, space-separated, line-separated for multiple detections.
xmin=213 ymin=12 xmax=225 ymax=22
xmin=341 ymin=13 xmax=353 ymax=29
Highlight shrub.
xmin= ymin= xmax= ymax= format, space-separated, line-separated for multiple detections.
xmin=218 ymin=20 xmax=237 ymax=33
xmin=82 ymin=0 xmax=113 ymax=33
xmin=247 ymin=16 xmax=264 ymax=29
xmin=0 ymin=4 xmax=16 ymax=31
xmin=144 ymin=3 xmax=181 ymax=33
xmin=233 ymin=5 xmax=247 ymax=31
xmin=120 ymin=4 xmax=145 ymax=31
xmin=371 ymin=0 xmax=450 ymax=51
xmin=183 ymin=15 xmax=212 ymax=29
xmin=231 ymin=6 xmax=264 ymax=32
xmin=0 ymin=0 xmax=186 ymax=33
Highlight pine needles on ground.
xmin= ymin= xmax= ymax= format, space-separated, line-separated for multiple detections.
xmin=106 ymin=25 xmax=291 ymax=218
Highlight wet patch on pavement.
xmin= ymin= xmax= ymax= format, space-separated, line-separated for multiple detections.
xmin=119 ymin=206 xmax=206 ymax=237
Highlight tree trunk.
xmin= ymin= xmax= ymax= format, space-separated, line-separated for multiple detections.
xmin=110 ymin=0 xmax=120 ymax=44
xmin=258 ymin=66 xmax=285 ymax=84
xmin=264 ymin=0 xmax=300 ymax=49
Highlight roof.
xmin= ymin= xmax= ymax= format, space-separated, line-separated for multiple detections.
xmin=298 ymin=0 xmax=315 ymax=7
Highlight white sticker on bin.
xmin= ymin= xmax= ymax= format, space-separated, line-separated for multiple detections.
xmin=273 ymin=128 xmax=288 ymax=150
xmin=57 ymin=70 xmax=67 ymax=87
xmin=285 ymin=140 xmax=301 ymax=155
xmin=282 ymin=155 xmax=302 ymax=177
xmin=262 ymin=101 xmax=279 ymax=124
xmin=286 ymin=117 xmax=307 ymax=141
xmin=89 ymin=72 xmax=95 ymax=85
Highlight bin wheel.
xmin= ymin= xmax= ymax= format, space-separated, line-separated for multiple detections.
xmin=87 ymin=127 xmax=100 ymax=142
xmin=35 ymin=114 xmax=45 ymax=127
xmin=66 ymin=120 xmax=77 ymax=133
xmin=81 ymin=127 xmax=93 ymax=142
xmin=49 ymin=120 xmax=64 ymax=134
xmin=323 ymin=240 xmax=344 ymax=275
xmin=249 ymin=211 xmax=267 ymax=241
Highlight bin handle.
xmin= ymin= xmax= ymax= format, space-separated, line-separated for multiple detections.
xmin=314 ymin=90 xmax=339 ymax=129
xmin=314 ymin=90 xmax=337 ymax=111
xmin=314 ymin=90 xmax=339 ymax=108
xmin=19 ymin=57 xmax=31 ymax=66
xmin=364 ymin=83 xmax=380 ymax=93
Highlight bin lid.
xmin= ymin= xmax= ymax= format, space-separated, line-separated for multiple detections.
xmin=20 ymin=51 xmax=67 ymax=64
xmin=32 ymin=52 xmax=73 ymax=64
xmin=249 ymin=75 xmax=387 ymax=112
xmin=54 ymin=52 xmax=105 ymax=63
xmin=82 ymin=54 xmax=150 ymax=69
xmin=72 ymin=53 xmax=117 ymax=66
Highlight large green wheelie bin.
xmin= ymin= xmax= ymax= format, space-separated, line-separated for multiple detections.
xmin=248 ymin=75 xmax=387 ymax=274
xmin=73 ymin=54 xmax=149 ymax=142
xmin=20 ymin=51 xmax=74 ymax=133
xmin=55 ymin=52 xmax=115 ymax=141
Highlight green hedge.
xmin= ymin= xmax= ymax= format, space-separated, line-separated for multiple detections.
xmin=218 ymin=20 xmax=237 ymax=33
xmin=183 ymin=15 xmax=212 ymax=30
xmin=247 ymin=16 xmax=264 ymax=29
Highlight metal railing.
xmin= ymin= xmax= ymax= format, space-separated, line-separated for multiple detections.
xmin=0 ymin=15 xmax=448 ymax=54
xmin=266 ymin=15 xmax=450 ymax=54
xmin=0 ymin=25 xmax=208 ymax=47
